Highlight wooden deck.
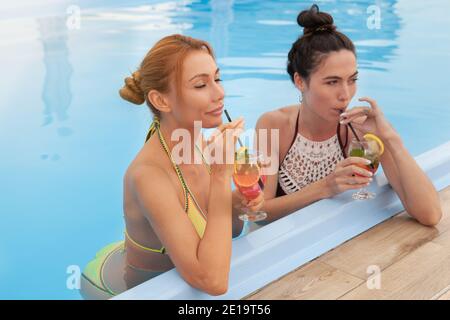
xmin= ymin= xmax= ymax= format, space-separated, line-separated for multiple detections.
xmin=245 ymin=186 xmax=450 ymax=300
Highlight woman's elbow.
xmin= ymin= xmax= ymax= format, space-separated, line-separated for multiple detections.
xmin=415 ymin=205 xmax=443 ymax=227
xmin=187 ymin=270 xmax=229 ymax=296
xmin=198 ymin=277 xmax=228 ymax=296
xmin=205 ymin=281 xmax=228 ymax=296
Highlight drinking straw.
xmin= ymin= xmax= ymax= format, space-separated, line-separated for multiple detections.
xmin=224 ymin=109 xmax=244 ymax=147
xmin=348 ymin=123 xmax=363 ymax=145
xmin=340 ymin=111 xmax=374 ymax=169
xmin=340 ymin=110 xmax=363 ymax=145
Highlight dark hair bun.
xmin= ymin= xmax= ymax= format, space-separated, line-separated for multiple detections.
xmin=297 ymin=4 xmax=334 ymax=33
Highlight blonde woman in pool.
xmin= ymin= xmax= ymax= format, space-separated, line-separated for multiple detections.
xmin=80 ymin=34 xmax=264 ymax=299
xmin=255 ymin=5 xmax=442 ymax=226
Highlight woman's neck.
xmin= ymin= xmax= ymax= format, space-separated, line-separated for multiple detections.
xmin=298 ymin=102 xmax=337 ymax=141
xmin=158 ymin=116 xmax=204 ymax=166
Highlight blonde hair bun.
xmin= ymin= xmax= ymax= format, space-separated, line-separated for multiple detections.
xmin=119 ymin=71 xmax=145 ymax=105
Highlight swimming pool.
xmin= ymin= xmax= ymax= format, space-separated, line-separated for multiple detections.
xmin=1 ymin=0 xmax=449 ymax=299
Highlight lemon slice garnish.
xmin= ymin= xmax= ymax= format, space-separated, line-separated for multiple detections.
xmin=363 ymin=133 xmax=384 ymax=156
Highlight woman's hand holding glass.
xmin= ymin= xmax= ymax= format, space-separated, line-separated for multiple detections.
xmin=233 ymin=189 xmax=265 ymax=214
xmin=232 ymin=150 xmax=267 ymax=222
xmin=324 ymin=156 xmax=374 ymax=197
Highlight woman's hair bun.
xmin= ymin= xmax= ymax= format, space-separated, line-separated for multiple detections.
xmin=297 ymin=4 xmax=334 ymax=34
xmin=119 ymin=70 xmax=146 ymax=105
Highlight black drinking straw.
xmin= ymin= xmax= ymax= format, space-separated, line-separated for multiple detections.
xmin=341 ymin=112 xmax=374 ymax=169
xmin=348 ymin=123 xmax=362 ymax=144
xmin=224 ymin=109 xmax=265 ymax=191
xmin=224 ymin=109 xmax=244 ymax=147
xmin=339 ymin=110 xmax=359 ymax=142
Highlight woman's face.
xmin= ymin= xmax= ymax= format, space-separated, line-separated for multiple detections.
xmin=168 ymin=50 xmax=225 ymax=129
xmin=301 ymin=49 xmax=358 ymax=122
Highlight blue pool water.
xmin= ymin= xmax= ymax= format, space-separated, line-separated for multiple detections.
xmin=1 ymin=0 xmax=449 ymax=299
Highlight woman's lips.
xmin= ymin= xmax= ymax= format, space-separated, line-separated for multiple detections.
xmin=206 ymin=105 xmax=224 ymax=116
xmin=333 ymin=107 xmax=347 ymax=114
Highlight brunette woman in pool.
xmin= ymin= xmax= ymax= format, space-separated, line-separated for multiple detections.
xmin=80 ymin=35 xmax=263 ymax=299
xmin=255 ymin=5 xmax=441 ymax=227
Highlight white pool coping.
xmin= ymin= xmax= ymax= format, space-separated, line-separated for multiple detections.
xmin=114 ymin=140 xmax=450 ymax=300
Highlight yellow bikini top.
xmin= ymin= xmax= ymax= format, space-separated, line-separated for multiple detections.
xmin=125 ymin=117 xmax=210 ymax=255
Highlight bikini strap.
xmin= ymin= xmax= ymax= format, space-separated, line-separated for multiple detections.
xmin=195 ymin=144 xmax=211 ymax=175
xmin=124 ymin=230 xmax=166 ymax=254
xmin=336 ymin=122 xmax=349 ymax=158
xmin=279 ymin=107 xmax=301 ymax=168
xmin=145 ymin=118 xmax=211 ymax=210
xmin=292 ymin=107 xmax=300 ymax=146
xmin=146 ymin=117 xmax=190 ymax=212
xmin=144 ymin=116 xmax=159 ymax=143
xmin=129 ymin=118 xmax=210 ymax=254
xmin=276 ymin=107 xmax=300 ymax=197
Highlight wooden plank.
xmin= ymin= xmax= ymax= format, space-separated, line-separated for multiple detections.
xmin=337 ymin=187 xmax=450 ymax=300
xmin=437 ymin=288 xmax=450 ymax=300
xmin=429 ymin=230 xmax=450 ymax=300
xmin=436 ymin=186 xmax=450 ymax=233
xmin=432 ymin=228 xmax=450 ymax=247
xmin=317 ymin=215 xmax=439 ymax=280
xmin=338 ymin=240 xmax=450 ymax=300
xmin=245 ymin=260 xmax=363 ymax=300
xmin=245 ymin=186 xmax=450 ymax=300
xmin=318 ymin=186 xmax=450 ymax=280
xmin=430 ymin=283 xmax=450 ymax=300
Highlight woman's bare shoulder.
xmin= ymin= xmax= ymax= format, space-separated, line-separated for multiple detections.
xmin=256 ymin=105 xmax=298 ymax=129
xmin=124 ymin=162 xmax=165 ymax=194
xmin=124 ymin=144 xmax=169 ymax=189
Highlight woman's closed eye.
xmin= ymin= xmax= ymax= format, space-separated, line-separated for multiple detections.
xmin=194 ymin=78 xmax=222 ymax=89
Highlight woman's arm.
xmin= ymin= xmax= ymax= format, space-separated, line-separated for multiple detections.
xmin=231 ymin=190 xmax=245 ymax=237
xmin=261 ymin=178 xmax=330 ymax=223
xmin=129 ymin=119 xmax=244 ymax=296
xmin=130 ymin=165 xmax=232 ymax=296
xmin=377 ymin=134 xmax=442 ymax=226
xmin=342 ymin=97 xmax=442 ymax=226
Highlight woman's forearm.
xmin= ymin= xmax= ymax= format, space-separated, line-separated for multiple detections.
xmin=196 ymin=172 xmax=233 ymax=292
xmin=262 ymin=178 xmax=331 ymax=223
xmin=382 ymin=135 xmax=442 ymax=225
xmin=231 ymin=190 xmax=245 ymax=237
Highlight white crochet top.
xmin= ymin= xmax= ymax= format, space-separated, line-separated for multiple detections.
xmin=278 ymin=133 xmax=344 ymax=194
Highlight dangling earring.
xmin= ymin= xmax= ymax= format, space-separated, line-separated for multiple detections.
xmin=299 ymin=92 xmax=304 ymax=104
